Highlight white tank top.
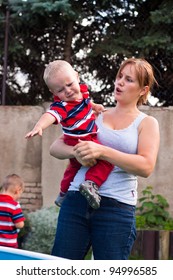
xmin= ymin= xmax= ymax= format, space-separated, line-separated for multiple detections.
xmin=69 ymin=112 xmax=147 ymax=205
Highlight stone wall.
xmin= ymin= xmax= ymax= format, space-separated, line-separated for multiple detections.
xmin=0 ymin=105 xmax=43 ymax=213
xmin=138 ymin=106 xmax=173 ymax=215
xmin=0 ymin=105 xmax=173 ymax=215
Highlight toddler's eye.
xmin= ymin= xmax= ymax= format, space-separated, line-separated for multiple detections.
xmin=58 ymin=88 xmax=63 ymax=92
xmin=67 ymin=82 xmax=73 ymax=87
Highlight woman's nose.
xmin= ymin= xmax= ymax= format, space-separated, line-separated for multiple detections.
xmin=117 ymin=78 xmax=124 ymax=86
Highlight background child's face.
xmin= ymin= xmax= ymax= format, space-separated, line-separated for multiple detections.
xmin=50 ymin=69 xmax=82 ymax=102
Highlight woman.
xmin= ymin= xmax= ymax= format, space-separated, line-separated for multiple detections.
xmin=50 ymin=58 xmax=160 ymax=260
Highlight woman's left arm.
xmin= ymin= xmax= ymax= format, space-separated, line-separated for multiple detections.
xmin=74 ymin=116 xmax=160 ymax=177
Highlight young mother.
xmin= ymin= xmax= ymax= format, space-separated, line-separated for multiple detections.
xmin=50 ymin=58 xmax=160 ymax=260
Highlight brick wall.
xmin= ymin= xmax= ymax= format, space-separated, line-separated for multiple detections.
xmin=20 ymin=182 xmax=43 ymax=213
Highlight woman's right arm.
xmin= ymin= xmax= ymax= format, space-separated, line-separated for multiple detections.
xmin=50 ymin=135 xmax=96 ymax=167
xmin=50 ymin=135 xmax=75 ymax=159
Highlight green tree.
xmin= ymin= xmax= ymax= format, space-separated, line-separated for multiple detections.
xmin=0 ymin=0 xmax=76 ymax=104
xmin=87 ymin=0 xmax=173 ymax=106
xmin=0 ymin=0 xmax=173 ymax=106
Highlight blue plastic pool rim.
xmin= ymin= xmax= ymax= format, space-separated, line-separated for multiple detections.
xmin=0 ymin=246 xmax=65 ymax=260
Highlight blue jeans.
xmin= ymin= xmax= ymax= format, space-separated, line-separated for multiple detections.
xmin=52 ymin=191 xmax=136 ymax=260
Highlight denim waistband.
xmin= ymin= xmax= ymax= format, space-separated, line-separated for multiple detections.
xmin=68 ymin=190 xmax=135 ymax=212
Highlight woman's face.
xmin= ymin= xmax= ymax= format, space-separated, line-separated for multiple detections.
xmin=114 ymin=63 xmax=145 ymax=105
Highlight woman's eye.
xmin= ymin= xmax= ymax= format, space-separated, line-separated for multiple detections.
xmin=127 ymin=77 xmax=133 ymax=82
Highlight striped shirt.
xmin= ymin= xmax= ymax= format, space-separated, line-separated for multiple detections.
xmin=0 ymin=194 xmax=25 ymax=248
xmin=47 ymin=84 xmax=98 ymax=137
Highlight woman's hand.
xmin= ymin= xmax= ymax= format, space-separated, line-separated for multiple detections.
xmin=75 ymin=152 xmax=97 ymax=167
xmin=74 ymin=139 xmax=103 ymax=161
xmin=50 ymin=136 xmax=97 ymax=167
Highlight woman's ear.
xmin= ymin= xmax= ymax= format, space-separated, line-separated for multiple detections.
xmin=140 ymin=85 xmax=149 ymax=96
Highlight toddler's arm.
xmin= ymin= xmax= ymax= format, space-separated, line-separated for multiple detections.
xmin=15 ymin=221 xmax=24 ymax=229
xmin=25 ymin=113 xmax=56 ymax=138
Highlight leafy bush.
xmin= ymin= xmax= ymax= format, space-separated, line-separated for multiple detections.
xmin=22 ymin=206 xmax=59 ymax=254
xmin=136 ymin=186 xmax=173 ymax=230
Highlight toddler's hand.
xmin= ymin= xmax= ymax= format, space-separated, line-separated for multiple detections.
xmin=25 ymin=126 xmax=43 ymax=138
xmin=93 ymin=103 xmax=106 ymax=116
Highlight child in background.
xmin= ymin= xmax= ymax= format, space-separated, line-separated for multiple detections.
xmin=25 ymin=60 xmax=114 ymax=209
xmin=0 ymin=174 xmax=25 ymax=248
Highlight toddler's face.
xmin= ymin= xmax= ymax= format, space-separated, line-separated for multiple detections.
xmin=50 ymin=69 xmax=82 ymax=102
